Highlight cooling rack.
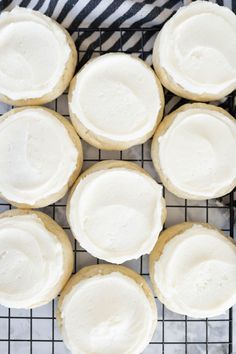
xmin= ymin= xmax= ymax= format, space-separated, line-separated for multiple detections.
xmin=0 ymin=27 xmax=235 ymax=354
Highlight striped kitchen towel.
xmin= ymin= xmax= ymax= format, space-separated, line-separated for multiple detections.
xmin=0 ymin=0 xmax=234 ymax=43
xmin=0 ymin=0 xmax=234 ymax=66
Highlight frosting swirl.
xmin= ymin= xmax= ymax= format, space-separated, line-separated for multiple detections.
xmin=68 ymin=165 xmax=165 ymax=263
xmin=0 ymin=213 xmax=64 ymax=308
xmin=153 ymin=224 xmax=236 ymax=318
xmin=157 ymin=105 xmax=236 ymax=198
xmin=0 ymin=107 xmax=79 ymax=206
xmin=0 ymin=7 xmax=71 ymax=100
xmin=70 ymin=53 xmax=163 ymax=145
xmin=153 ymin=1 xmax=236 ymax=98
xmin=60 ymin=271 xmax=156 ymax=354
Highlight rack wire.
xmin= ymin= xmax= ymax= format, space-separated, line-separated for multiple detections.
xmin=0 ymin=27 xmax=235 ymax=354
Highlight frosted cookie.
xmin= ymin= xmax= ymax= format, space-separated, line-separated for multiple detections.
xmin=0 ymin=209 xmax=73 ymax=309
xmin=69 ymin=53 xmax=164 ymax=150
xmin=67 ymin=160 xmax=166 ymax=263
xmin=57 ymin=264 xmax=157 ymax=354
xmin=151 ymin=103 xmax=236 ymax=200
xmin=150 ymin=222 xmax=236 ymax=318
xmin=0 ymin=7 xmax=77 ymax=106
xmin=0 ymin=107 xmax=83 ymax=208
xmin=153 ymin=1 xmax=236 ymax=101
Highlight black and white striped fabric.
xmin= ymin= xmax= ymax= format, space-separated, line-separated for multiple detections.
xmin=1 ymin=0 xmax=234 ymax=66
xmin=0 ymin=0 xmax=235 ymax=114
xmin=0 ymin=1 xmax=235 ymax=36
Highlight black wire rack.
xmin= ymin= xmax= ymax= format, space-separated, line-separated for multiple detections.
xmin=0 ymin=27 xmax=235 ymax=354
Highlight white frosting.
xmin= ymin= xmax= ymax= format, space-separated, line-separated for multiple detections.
xmin=70 ymin=53 xmax=162 ymax=142
xmin=154 ymin=224 xmax=236 ymax=318
xmin=0 ymin=7 xmax=71 ymax=100
xmin=155 ymin=1 xmax=236 ymax=96
xmin=158 ymin=107 xmax=236 ymax=198
xmin=68 ymin=167 xmax=164 ymax=263
xmin=61 ymin=272 xmax=156 ymax=354
xmin=0 ymin=108 xmax=78 ymax=205
xmin=0 ymin=214 xmax=64 ymax=308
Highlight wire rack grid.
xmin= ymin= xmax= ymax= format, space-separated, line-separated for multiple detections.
xmin=0 ymin=27 xmax=235 ymax=354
